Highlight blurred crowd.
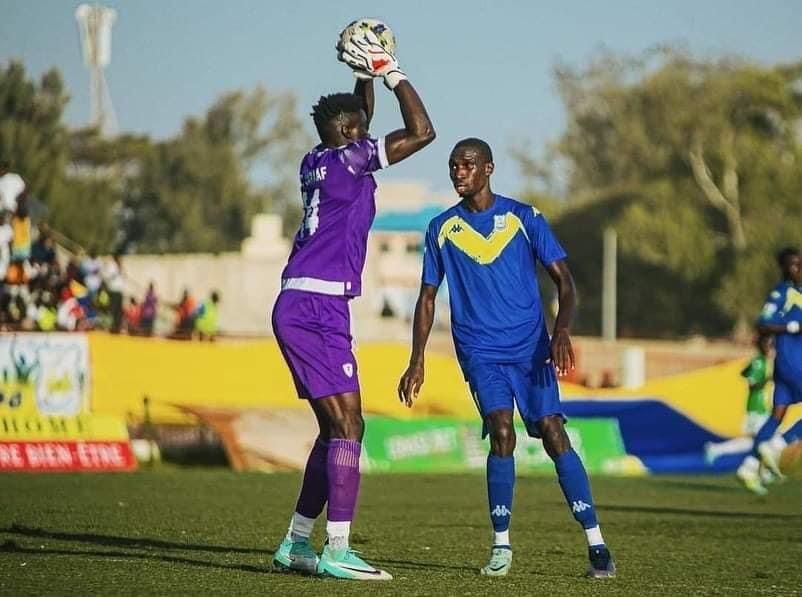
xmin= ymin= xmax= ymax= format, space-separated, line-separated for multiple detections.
xmin=0 ymin=163 xmax=220 ymax=339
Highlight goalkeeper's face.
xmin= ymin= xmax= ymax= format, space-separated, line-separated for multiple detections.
xmin=338 ymin=110 xmax=369 ymax=144
xmin=449 ymin=148 xmax=494 ymax=198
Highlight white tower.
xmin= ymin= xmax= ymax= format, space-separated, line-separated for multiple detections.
xmin=75 ymin=4 xmax=118 ymax=136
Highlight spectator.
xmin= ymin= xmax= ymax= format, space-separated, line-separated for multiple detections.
xmin=63 ymin=253 xmax=80 ymax=282
xmin=0 ymin=161 xmax=25 ymax=215
xmin=57 ymin=285 xmax=88 ymax=331
xmin=104 ymin=253 xmax=125 ymax=334
xmin=31 ymin=228 xmax=57 ymax=268
xmin=10 ymin=198 xmax=32 ymax=262
xmin=140 ymin=282 xmax=158 ymax=336
xmin=0 ymin=212 xmax=11 ymax=281
xmin=35 ymin=293 xmax=57 ymax=332
xmin=124 ymin=296 xmax=141 ymax=334
xmin=171 ymin=288 xmax=196 ymax=340
xmin=194 ymin=290 xmax=221 ymax=341
xmin=29 ymin=229 xmax=59 ymax=294
xmin=81 ymin=247 xmax=103 ymax=296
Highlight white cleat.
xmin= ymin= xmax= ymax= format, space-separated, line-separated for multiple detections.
xmin=758 ymin=439 xmax=787 ymax=479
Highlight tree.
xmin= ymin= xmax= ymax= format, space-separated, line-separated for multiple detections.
xmin=1 ymin=62 xmax=309 ymax=255
xmin=516 ymin=49 xmax=802 ymax=336
xmin=119 ymin=87 xmax=308 ymax=253
xmin=0 ymin=61 xmax=70 ymax=203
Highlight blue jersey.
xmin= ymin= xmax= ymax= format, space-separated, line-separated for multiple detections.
xmin=758 ymin=281 xmax=802 ymax=378
xmin=422 ymin=194 xmax=566 ymax=367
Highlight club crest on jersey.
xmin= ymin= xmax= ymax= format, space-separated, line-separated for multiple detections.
xmin=342 ymin=363 xmax=354 ymax=378
xmin=493 ymin=214 xmax=507 ymax=231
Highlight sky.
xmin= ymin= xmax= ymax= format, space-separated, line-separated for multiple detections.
xmin=2 ymin=1 xmax=802 ymax=196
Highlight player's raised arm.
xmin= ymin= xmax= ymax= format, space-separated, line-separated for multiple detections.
xmin=353 ymin=78 xmax=375 ymax=125
xmin=398 ymin=284 xmax=438 ymax=407
xmin=383 ymin=80 xmax=435 ymax=165
xmin=338 ymin=27 xmax=434 ymax=165
xmin=545 ymin=259 xmax=577 ymax=376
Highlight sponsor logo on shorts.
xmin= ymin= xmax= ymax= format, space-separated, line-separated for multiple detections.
xmin=342 ymin=363 xmax=354 ymax=378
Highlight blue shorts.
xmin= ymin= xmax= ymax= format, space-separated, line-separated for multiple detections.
xmin=773 ymin=370 xmax=802 ymax=407
xmin=463 ymin=358 xmax=564 ymax=439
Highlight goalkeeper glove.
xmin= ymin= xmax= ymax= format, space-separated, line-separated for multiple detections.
xmin=342 ymin=30 xmax=408 ymax=90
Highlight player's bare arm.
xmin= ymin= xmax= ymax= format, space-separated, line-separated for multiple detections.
xmin=353 ymin=78 xmax=375 ymax=124
xmin=545 ymin=259 xmax=577 ymax=376
xmin=757 ymin=322 xmax=794 ymax=336
xmin=383 ymin=80 xmax=435 ymax=165
xmin=398 ymin=284 xmax=437 ymax=407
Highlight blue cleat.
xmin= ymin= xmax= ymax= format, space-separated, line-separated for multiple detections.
xmin=586 ymin=545 xmax=616 ymax=578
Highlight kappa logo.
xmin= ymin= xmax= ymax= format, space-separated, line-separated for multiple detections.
xmin=491 ymin=505 xmax=511 ymax=517
xmin=450 ymin=223 xmax=463 ymax=234
xmin=571 ymin=500 xmax=591 ymax=513
xmin=342 ymin=363 xmax=354 ymax=378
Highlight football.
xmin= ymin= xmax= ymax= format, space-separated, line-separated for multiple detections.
xmin=779 ymin=439 xmax=802 ymax=479
xmin=339 ymin=18 xmax=396 ymax=55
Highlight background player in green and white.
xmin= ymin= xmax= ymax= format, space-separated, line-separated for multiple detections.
xmin=705 ymin=335 xmax=773 ymax=465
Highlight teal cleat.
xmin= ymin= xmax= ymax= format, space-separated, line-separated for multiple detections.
xmin=480 ymin=546 xmax=512 ymax=576
xmin=272 ymin=537 xmax=319 ymax=575
xmin=316 ymin=544 xmax=392 ymax=581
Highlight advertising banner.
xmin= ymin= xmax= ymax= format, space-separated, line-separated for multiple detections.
xmin=183 ymin=405 xmax=632 ymax=474
xmin=0 ymin=333 xmax=90 ymax=416
xmin=0 ymin=334 xmax=135 ymax=472
xmin=362 ymin=416 xmax=628 ymax=474
xmin=0 ymin=413 xmax=136 ymax=472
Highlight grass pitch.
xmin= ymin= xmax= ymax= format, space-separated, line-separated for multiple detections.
xmin=1 ymin=471 xmax=800 ymax=596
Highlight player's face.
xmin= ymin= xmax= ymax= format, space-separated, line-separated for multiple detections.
xmin=340 ymin=110 xmax=369 ymax=142
xmin=448 ymin=148 xmax=493 ymax=197
xmin=786 ymin=254 xmax=802 ymax=285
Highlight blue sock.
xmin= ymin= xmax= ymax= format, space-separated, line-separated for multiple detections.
xmin=555 ymin=449 xmax=599 ymax=531
xmin=751 ymin=417 xmax=781 ymax=456
xmin=782 ymin=419 xmax=802 ymax=444
xmin=487 ymin=454 xmax=514 ymax=543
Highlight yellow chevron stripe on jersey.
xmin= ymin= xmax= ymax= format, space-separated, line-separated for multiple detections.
xmin=437 ymin=212 xmax=528 ymax=264
xmin=783 ymin=288 xmax=802 ymax=313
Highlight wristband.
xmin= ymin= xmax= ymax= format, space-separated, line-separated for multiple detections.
xmin=384 ymin=69 xmax=408 ymax=90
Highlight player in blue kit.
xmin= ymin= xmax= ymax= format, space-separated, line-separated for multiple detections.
xmin=398 ymin=138 xmax=615 ymax=578
xmin=737 ymin=247 xmax=802 ymax=493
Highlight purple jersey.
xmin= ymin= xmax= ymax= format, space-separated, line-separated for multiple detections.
xmin=281 ymin=137 xmax=388 ymax=297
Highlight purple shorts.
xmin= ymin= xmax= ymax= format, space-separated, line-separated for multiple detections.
xmin=272 ymin=290 xmax=360 ymax=399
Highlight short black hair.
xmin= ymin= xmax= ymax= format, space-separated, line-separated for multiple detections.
xmin=452 ymin=138 xmax=493 ymax=163
xmin=777 ymin=246 xmax=800 ymax=268
xmin=311 ymin=93 xmax=364 ymax=142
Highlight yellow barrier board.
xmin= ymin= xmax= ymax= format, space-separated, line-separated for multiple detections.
xmin=88 ymin=334 xmax=801 ymax=436
xmin=0 ymin=413 xmax=129 ymax=441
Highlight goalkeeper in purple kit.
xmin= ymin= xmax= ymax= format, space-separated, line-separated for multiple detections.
xmin=270 ymin=23 xmax=435 ymax=581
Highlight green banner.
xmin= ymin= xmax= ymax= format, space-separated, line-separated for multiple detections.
xmin=362 ymin=416 xmax=627 ymax=474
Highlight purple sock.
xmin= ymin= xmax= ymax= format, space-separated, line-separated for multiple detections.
xmin=326 ymin=439 xmax=361 ymax=522
xmin=295 ymin=437 xmax=329 ymax=519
